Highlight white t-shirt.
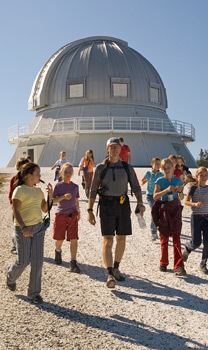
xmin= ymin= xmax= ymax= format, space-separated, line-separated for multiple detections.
xmin=55 ymin=159 xmax=69 ymax=168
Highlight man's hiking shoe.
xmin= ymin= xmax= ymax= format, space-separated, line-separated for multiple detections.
xmin=28 ymin=295 xmax=43 ymax=304
xmin=182 ymin=248 xmax=190 ymax=262
xmin=199 ymin=264 xmax=208 ymax=275
xmin=69 ymin=260 xmax=80 ymax=273
xmin=175 ymin=267 xmax=187 ymax=277
xmin=55 ymin=250 xmax=62 ymax=265
xmin=112 ymin=268 xmax=125 ymax=281
xmin=106 ymin=275 xmax=116 ymax=288
xmin=159 ymin=265 xmax=167 ymax=272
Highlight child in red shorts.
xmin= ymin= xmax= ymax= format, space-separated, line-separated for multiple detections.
xmin=52 ymin=163 xmax=80 ymax=272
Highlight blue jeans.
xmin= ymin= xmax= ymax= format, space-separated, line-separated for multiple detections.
xmin=186 ymin=214 xmax=208 ymax=265
xmin=146 ymin=195 xmax=157 ymax=236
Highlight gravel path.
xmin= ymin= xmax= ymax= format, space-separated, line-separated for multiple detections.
xmin=0 ymin=167 xmax=207 ymax=350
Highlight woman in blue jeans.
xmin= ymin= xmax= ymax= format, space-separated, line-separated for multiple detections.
xmin=141 ymin=157 xmax=163 ymax=240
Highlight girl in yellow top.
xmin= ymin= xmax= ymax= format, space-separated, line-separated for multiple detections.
xmin=78 ymin=149 xmax=95 ymax=198
xmin=7 ymin=163 xmax=53 ymax=304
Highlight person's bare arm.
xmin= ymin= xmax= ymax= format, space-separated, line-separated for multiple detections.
xmin=41 ymin=184 xmax=53 ymax=212
xmin=141 ymin=176 xmax=147 ymax=186
xmin=185 ymin=193 xmax=204 ymax=208
xmin=76 ymin=198 xmax=80 ymax=220
xmin=87 ymin=198 xmax=96 ymax=225
xmin=51 ymin=161 xmax=58 ymax=170
xmin=53 ymin=193 xmax=72 ymax=204
xmin=153 ymin=184 xmax=176 ymax=201
xmin=12 ymin=199 xmax=32 ymax=237
xmin=78 ymin=158 xmax=84 ymax=176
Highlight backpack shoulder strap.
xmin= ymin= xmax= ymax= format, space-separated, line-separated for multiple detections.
xmin=189 ymin=185 xmax=197 ymax=198
xmin=121 ymin=161 xmax=132 ymax=187
xmin=100 ymin=160 xmax=110 ymax=183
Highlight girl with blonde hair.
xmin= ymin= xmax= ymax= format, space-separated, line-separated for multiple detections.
xmin=153 ymin=158 xmax=186 ymax=276
xmin=52 ymin=163 xmax=80 ymax=272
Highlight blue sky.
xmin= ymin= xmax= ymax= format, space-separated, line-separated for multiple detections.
xmin=0 ymin=0 xmax=207 ymax=166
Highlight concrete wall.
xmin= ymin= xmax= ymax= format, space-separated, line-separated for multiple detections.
xmin=8 ymin=133 xmax=196 ymax=168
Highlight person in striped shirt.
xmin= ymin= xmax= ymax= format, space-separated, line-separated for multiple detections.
xmin=183 ymin=167 xmax=208 ymax=274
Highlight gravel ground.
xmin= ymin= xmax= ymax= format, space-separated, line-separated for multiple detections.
xmin=0 ymin=167 xmax=208 ymax=350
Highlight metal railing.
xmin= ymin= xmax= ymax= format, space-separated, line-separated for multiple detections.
xmin=8 ymin=116 xmax=195 ymax=144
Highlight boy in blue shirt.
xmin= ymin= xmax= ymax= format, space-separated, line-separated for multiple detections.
xmin=141 ymin=157 xmax=163 ymax=240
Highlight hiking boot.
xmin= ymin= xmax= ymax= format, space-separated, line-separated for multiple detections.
xmin=106 ymin=275 xmax=116 ymax=288
xmin=6 ymin=279 xmax=16 ymax=291
xmin=28 ymin=295 xmax=43 ymax=304
xmin=199 ymin=264 xmax=208 ymax=275
xmin=112 ymin=268 xmax=125 ymax=281
xmin=55 ymin=250 xmax=62 ymax=265
xmin=159 ymin=265 xmax=167 ymax=272
xmin=182 ymin=248 xmax=190 ymax=262
xmin=69 ymin=260 xmax=80 ymax=273
xmin=175 ymin=267 xmax=187 ymax=277
xmin=151 ymin=233 xmax=158 ymax=241
xmin=11 ymin=246 xmax=17 ymax=254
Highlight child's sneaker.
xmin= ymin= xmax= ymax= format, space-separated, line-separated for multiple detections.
xmin=55 ymin=250 xmax=62 ymax=265
xmin=199 ymin=264 xmax=208 ymax=275
xmin=182 ymin=248 xmax=190 ymax=262
xmin=175 ymin=266 xmax=187 ymax=277
xmin=159 ymin=265 xmax=167 ymax=272
xmin=151 ymin=233 xmax=158 ymax=241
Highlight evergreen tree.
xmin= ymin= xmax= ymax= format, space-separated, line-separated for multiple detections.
xmin=197 ymin=148 xmax=208 ymax=167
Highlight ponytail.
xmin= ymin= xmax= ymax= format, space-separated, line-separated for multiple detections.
xmin=14 ymin=171 xmax=25 ymax=187
xmin=14 ymin=162 xmax=40 ymax=187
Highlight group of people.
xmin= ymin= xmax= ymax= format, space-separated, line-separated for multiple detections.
xmin=6 ymin=137 xmax=208 ymax=305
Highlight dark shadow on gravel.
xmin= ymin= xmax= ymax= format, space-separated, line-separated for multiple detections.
xmin=43 ymin=260 xmax=208 ymax=314
xmin=44 ymin=256 xmax=69 ymax=268
xmin=111 ymin=275 xmax=208 ymax=314
xmin=44 ymin=257 xmax=106 ymax=282
xmin=15 ymin=295 xmax=208 ymax=350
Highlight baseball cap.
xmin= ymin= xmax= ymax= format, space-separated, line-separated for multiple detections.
xmin=106 ymin=137 xmax=121 ymax=147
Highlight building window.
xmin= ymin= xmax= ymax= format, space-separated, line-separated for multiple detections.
xmin=150 ymin=84 xmax=160 ymax=104
xmin=111 ymin=77 xmax=130 ymax=98
xmin=68 ymin=83 xmax=84 ymax=98
xmin=113 ymin=83 xmax=128 ymax=97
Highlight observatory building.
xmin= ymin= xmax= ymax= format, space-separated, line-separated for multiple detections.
xmin=8 ymin=36 xmax=196 ymax=166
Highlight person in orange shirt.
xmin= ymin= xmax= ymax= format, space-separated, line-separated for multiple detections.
xmin=119 ymin=137 xmax=131 ymax=163
xmin=78 ymin=150 xmax=95 ymax=198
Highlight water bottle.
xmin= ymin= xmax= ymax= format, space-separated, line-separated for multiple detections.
xmin=136 ymin=212 xmax=146 ymax=229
